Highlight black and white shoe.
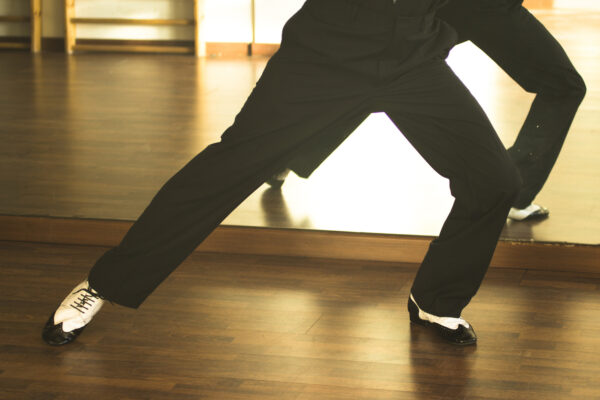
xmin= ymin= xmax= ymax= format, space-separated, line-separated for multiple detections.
xmin=408 ymin=295 xmax=477 ymax=346
xmin=42 ymin=280 xmax=105 ymax=346
xmin=266 ymin=168 xmax=291 ymax=188
xmin=508 ymin=204 xmax=549 ymax=221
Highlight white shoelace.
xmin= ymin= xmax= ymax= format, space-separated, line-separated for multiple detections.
xmin=410 ymin=294 xmax=470 ymax=330
xmin=53 ymin=280 xmax=105 ymax=332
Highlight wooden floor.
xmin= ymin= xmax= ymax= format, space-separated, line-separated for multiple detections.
xmin=1 ymin=240 xmax=599 ymax=400
xmin=1 ymin=8 xmax=599 ymax=246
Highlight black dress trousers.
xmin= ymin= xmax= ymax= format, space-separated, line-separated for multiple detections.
xmin=88 ymin=0 xmax=521 ymax=317
xmin=443 ymin=0 xmax=586 ymax=207
xmin=288 ymin=0 xmax=586 ymax=208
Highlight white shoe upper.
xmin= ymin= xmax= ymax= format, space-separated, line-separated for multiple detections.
xmin=53 ymin=280 xmax=104 ymax=332
xmin=508 ymin=203 xmax=548 ymax=221
xmin=410 ymin=294 xmax=470 ymax=330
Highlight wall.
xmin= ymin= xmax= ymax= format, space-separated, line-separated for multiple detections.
xmin=0 ymin=0 xmax=596 ymax=43
xmin=0 ymin=0 xmax=303 ymax=43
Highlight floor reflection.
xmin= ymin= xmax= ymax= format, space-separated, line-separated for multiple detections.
xmin=409 ymin=327 xmax=477 ymax=399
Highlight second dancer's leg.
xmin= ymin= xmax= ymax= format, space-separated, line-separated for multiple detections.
xmin=442 ymin=2 xmax=586 ymax=210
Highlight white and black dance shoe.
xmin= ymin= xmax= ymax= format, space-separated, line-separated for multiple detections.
xmin=408 ymin=295 xmax=477 ymax=346
xmin=508 ymin=203 xmax=549 ymax=221
xmin=42 ymin=280 xmax=105 ymax=346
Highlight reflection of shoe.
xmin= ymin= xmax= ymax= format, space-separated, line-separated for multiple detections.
xmin=42 ymin=280 xmax=105 ymax=346
xmin=266 ymin=168 xmax=290 ymax=188
xmin=408 ymin=295 xmax=477 ymax=346
xmin=508 ymin=204 xmax=550 ymax=221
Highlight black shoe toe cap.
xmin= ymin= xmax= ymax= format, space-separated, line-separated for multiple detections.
xmin=408 ymin=297 xmax=477 ymax=346
xmin=436 ymin=324 xmax=477 ymax=346
xmin=42 ymin=315 xmax=84 ymax=346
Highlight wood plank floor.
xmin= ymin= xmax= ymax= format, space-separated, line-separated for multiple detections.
xmin=1 ymin=241 xmax=599 ymax=400
xmin=1 ymin=8 xmax=599 ymax=246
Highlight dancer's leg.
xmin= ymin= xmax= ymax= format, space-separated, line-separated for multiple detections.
xmin=88 ymin=56 xmax=371 ymax=308
xmin=380 ymin=59 xmax=521 ymax=317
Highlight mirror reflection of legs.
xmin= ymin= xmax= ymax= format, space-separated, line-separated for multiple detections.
xmin=262 ymin=0 xmax=588 ymax=243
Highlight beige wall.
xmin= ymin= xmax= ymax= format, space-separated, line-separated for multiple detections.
xmin=0 ymin=0 xmax=304 ymax=43
xmin=0 ymin=0 xmax=63 ymax=37
xmin=1 ymin=0 xmax=597 ymax=42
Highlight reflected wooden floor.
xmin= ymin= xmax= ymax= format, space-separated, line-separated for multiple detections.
xmin=0 ymin=9 xmax=599 ymax=245
xmin=1 ymin=241 xmax=599 ymax=400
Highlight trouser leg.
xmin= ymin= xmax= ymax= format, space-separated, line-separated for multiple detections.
xmin=441 ymin=3 xmax=586 ymax=208
xmin=88 ymin=55 xmax=370 ymax=308
xmin=85 ymin=0 xmax=480 ymax=312
xmin=380 ymin=60 xmax=521 ymax=317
